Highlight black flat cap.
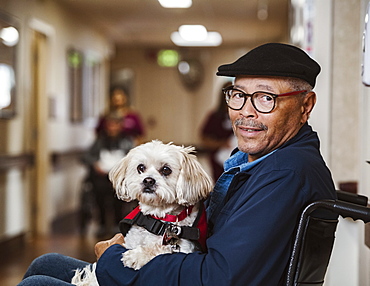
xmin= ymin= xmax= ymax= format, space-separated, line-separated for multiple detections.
xmin=217 ymin=43 xmax=321 ymax=87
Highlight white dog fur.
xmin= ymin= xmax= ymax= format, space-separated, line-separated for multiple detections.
xmin=72 ymin=140 xmax=213 ymax=285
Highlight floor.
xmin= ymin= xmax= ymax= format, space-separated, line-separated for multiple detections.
xmin=0 ymin=212 xmax=115 ymax=286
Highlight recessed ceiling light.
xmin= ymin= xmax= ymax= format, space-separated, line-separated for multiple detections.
xmin=179 ymin=25 xmax=207 ymax=41
xmin=158 ymin=0 xmax=192 ymax=8
xmin=171 ymin=25 xmax=222 ymax=47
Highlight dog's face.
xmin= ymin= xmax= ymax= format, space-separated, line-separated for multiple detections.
xmin=109 ymin=140 xmax=213 ymax=208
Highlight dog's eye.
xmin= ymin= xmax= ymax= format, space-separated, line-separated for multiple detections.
xmin=160 ymin=166 xmax=172 ymax=176
xmin=137 ymin=164 xmax=146 ymax=174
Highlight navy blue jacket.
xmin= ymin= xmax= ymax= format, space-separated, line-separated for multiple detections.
xmin=96 ymin=123 xmax=336 ymax=286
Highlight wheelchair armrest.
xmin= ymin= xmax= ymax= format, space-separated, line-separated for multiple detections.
xmin=305 ymin=200 xmax=370 ymax=224
xmin=336 ymin=190 xmax=368 ymax=206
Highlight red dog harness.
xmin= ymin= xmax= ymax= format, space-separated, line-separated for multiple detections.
xmin=119 ymin=203 xmax=207 ymax=252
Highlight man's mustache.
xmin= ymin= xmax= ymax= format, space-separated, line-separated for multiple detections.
xmin=234 ymin=118 xmax=268 ymax=131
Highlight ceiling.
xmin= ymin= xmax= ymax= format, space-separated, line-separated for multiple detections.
xmin=57 ymin=0 xmax=291 ymax=48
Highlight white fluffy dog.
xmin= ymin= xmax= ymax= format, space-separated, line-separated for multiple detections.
xmin=72 ymin=140 xmax=213 ymax=285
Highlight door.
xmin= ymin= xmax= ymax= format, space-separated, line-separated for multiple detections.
xmin=29 ymin=30 xmax=49 ymax=235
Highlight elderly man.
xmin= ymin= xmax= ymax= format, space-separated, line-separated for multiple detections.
xmin=18 ymin=43 xmax=336 ymax=286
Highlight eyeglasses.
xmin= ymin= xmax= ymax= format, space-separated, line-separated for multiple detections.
xmin=223 ymin=86 xmax=308 ymax=113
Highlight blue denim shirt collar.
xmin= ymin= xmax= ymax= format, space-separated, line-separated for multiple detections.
xmin=207 ymin=149 xmax=276 ymax=225
xmin=224 ymin=149 xmax=272 ymax=173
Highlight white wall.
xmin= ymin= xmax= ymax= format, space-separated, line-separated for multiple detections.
xmin=312 ymin=0 xmax=370 ymax=285
xmin=307 ymin=0 xmax=333 ymax=166
xmin=359 ymin=1 xmax=370 ymax=285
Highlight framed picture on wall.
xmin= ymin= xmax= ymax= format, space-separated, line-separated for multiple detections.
xmin=0 ymin=11 xmax=19 ymax=119
xmin=67 ymin=48 xmax=84 ymax=122
xmin=67 ymin=49 xmax=103 ymax=123
xmin=83 ymin=54 xmax=102 ymax=120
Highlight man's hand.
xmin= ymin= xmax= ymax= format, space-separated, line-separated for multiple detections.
xmin=95 ymin=233 xmax=125 ymax=260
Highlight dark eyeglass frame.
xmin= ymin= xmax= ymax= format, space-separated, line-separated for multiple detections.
xmin=223 ymin=86 xmax=308 ymax=113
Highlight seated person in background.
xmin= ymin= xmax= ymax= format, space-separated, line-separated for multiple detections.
xmin=96 ymin=87 xmax=145 ymax=146
xmin=18 ymin=43 xmax=337 ymax=286
xmin=83 ymin=114 xmax=134 ymax=238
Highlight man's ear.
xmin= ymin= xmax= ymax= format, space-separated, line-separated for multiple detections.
xmin=301 ymin=91 xmax=316 ymax=124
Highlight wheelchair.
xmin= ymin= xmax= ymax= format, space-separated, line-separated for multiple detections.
xmin=285 ymin=190 xmax=370 ymax=286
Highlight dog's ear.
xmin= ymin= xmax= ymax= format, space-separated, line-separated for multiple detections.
xmin=176 ymin=148 xmax=213 ymax=205
xmin=109 ymin=154 xmax=132 ymax=201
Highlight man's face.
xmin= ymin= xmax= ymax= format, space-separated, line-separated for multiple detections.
xmin=229 ymin=76 xmax=310 ymax=162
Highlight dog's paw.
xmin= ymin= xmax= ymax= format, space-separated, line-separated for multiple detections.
xmin=121 ymin=245 xmax=173 ymax=270
xmin=121 ymin=249 xmax=150 ymax=270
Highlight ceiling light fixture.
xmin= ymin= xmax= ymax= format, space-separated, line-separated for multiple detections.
xmin=171 ymin=25 xmax=222 ymax=47
xmin=179 ymin=25 xmax=207 ymax=41
xmin=0 ymin=26 xmax=19 ymax=47
xmin=158 ymin=0 xmax=192 ymax=8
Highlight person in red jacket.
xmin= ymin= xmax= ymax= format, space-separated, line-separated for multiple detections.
xmin=200 ymin=81 xmax=235 ymax=181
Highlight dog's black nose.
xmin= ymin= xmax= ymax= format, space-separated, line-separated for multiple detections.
xmin=143 ymin=177 xmax=156 ymax=187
